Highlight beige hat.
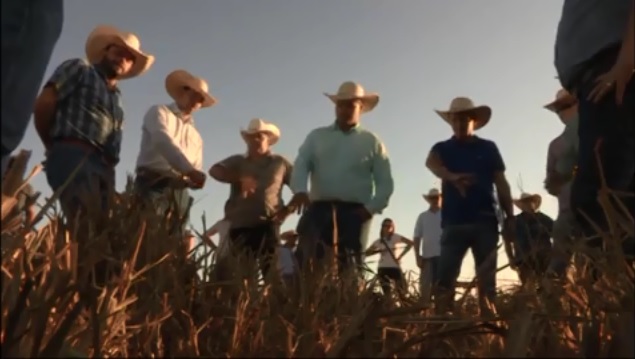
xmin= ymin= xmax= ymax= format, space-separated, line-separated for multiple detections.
xmin=513 ymin=192 xmax=542 ymax=209
xmin=240 ymin=118 xmax=281 ymax=146
xmin=435 ymin=97 xmax=492 ymax=130
xmin=544 ymin=89 xmax=576 ymax=113
xmin=281 ymin=230 xmax=298 ymax=241
xmin=423 ymin=188 xmax=441 ymax=200
xmin=324 ymin=81 xmax=380 ymax=113
xmin=85 ymin=25 xmax=154 ymax=79
xmin=165 ymin=70 xmax=217 ymax=108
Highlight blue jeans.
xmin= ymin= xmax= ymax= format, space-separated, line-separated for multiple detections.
xmin=572 ymin=46 xmax=634 ymax=257
xmin=436 ymin=222 xmax=499 ymax=311
xmin=1 ymin=0 xmax=64 ymax=173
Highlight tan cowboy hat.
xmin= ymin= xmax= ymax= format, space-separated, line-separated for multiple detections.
xmin=324 ymin=81 xmax=380 ymax=113
xmin=513 ymin=192 xmax=542 ymax=209
xmin=435 ymin=97 xmax=492 ymax=130
xmin=423 ymin=188 xmax=441 ymax=199
xmin=240 ymin=118 xmax=281 ymax=146
xmin=165 ymin=70 xmax=217 ymax=108
xmin=544 ymin=89 xmax=577 ymax=113
xmin=281 ymin=230 xmax=298 ymax=241
xmin=85 ymin=25 xmax=154 ymax=79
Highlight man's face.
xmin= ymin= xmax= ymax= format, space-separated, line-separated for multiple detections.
xmin=176 ymin=87 xmax=205 ymax=114
xmin=428 ymin=195 xmax=442 ymax=208
xmin=102 ymin=44 xmax=135 ymax=77
xmin=450 ymin=112 xmax=476 ymax=138
xmin=245 ymin=132 xmax=270 ymax=154
xmin=556 ymin=101 xmax=578 ymax=124
xmin=335 ymin=99 xmax=363 ymax=126
xmin=520 ymin=199 xmax=537 ymax=212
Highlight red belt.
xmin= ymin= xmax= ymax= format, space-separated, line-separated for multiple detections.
xmin=54 ymin=137 xmax=116 ymax=167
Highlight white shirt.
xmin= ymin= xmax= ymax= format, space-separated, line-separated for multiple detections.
xmin=368 ymin=233 xmax=409 ymax=268
xmin=413 ymin=210 xmax=442 ymax=258
xmin=277 ymin=246 xmax=296 ymax=275
xmin=208 ymin=219 xmax=231 ymax=258
xmin=135 ymin=103 xmax=203 ymax=174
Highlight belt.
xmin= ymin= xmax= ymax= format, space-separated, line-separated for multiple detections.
xmin=136 ymin=167 xmax=188 ymax=190
xmin=54 ymin=137 xmax=116 ymax=167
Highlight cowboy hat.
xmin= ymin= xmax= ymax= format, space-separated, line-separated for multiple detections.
xmin=85 ymin=25 xmax=154 ymax=79
xmin=324 ymin=81 xmax=380 ymax=113
xmin=544 ymin=89 xmax=577 ymax=113
xmin=240 ymin=118 xmax=281 ymax=146
xmin=165 ymin=70 xmax=217 ymax=108
xmin=435 ymin=97 xmax=492 ymax=130
xmin=280 ymin=230 xmax=298 ymax=241
xmin=513 ymin=192 xmax=542 ymax=209
xmin=423 ymin=188 xmax=441 ymax=199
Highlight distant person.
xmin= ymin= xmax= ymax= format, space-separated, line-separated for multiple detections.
xmin=365 ymin=218 xmax=414 ymax=297
xmin=204 ymin=213 xmax=231 ymax=261
xmin=1 ymin=0 xmax=63 ymax=176
xmin=208 ymin=119 xmax=292 ymax=283
xmin=34 ymin=25 xmax=154 ymax=221
xmin=413 ymin=188 xmax=443 ymax=303
xmin=512 ymin=193 xmax=555 ymax=285
xmin=425 ymin=97 xmax=515 ymax=314
xmin=134 ymin=70 xmax=213 ymax=235
xmin=554 ymin=0 xmax=634 ymax=258
xmin=278 ymin=230 xmax=299 ymax=287
xmin=542 ymin=89 xmax=580 ymax=277
xmin=289 ymin=81 xmax=395 ymax=275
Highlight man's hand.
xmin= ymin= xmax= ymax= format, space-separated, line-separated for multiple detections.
xmin=355 ymin=206 xmax=373 ymax=221
xmin=287 ymin=192 xmax=311 ymax=214
xmin=448 ymin=172 xmax=476 ymax=197
xmin=272 ymin=206 xmax=292 ymax=224
xmin=185 ymin=169 xmax=207 ymax=189
xmin=587 ymin=48 xmax=634 ymax=105
xmin=416 ymin=256 xmax=425 ymax=269
xmin=237 ymin=175 xmax=258 ymax=198
xmin=501 ymin=217 xmax=516 ymax=245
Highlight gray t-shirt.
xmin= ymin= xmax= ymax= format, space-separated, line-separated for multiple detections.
xmin=219 ymin=153 xmax=292 ymax=228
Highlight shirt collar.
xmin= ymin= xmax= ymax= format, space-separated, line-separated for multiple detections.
xmin=91 ymin=64 xmax=121 ymax=94
xmin=168 ymin=103 xmax=194 ymax=123
xmin=331 ymin=121 xmax=361 ymax=133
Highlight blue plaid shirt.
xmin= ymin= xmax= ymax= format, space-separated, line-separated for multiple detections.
xmin=47 ymin=58 xmax=124 ymax=163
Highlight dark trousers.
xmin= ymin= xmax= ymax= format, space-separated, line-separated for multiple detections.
xmin=295 ymin=201 xmax=372 ymax=273
xmin=571 ymin=46 xmax=635 ymax=258
xmin=377 ymin=267 xmax=403 ymax=296
xmin=229 ymin=222 xmax=279 ymax=279
xmin=517 ymin=249 xmax=551 ymax=285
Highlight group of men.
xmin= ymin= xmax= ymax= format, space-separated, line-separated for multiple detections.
xmin=1 ymin=1 xmax=633 ymax=311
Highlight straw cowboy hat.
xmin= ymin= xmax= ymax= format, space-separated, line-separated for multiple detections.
xmin=544 ymin=89 xmax=577 ymax=113
xmin=324 ymin=81 xmax=380 ymax=113
xmin=165 ymin=70 xmax=217 ymax=108
xmin=281 ymin=230 xmax=298 ymax=242
xmin=85 ymin=25 xmax=154 ymax=79
xmin=240 ymin=118 xmax=281 ymax=146
xmin=513 ymin=193 xmax=542 ymax=209
xmin=435 ymin=97 xmax=492 ymax=130
xmin=423 ymin=188 xmax=441 ymax=200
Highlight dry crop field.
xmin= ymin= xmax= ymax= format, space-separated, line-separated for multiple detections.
xmin=1 ymin=154 xmax=633 ymax=358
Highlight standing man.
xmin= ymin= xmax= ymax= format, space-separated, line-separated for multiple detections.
xmin=134 ymin=69 xmax=214 ymax=234
xmin=1 ymin=0 xmax=64 ymax=175
xmin=554 ymin=0 xmax=634 ymax=256
xmin=413 ymin=188 xmax=443 ymax=303
xmin=365 ymin=218 xmax=414 ymax=297
xmin=34 ymin=25 xmax=154 ymax=220
xmin=289 ymin=81 xmax=394 ymax=274
xmin=279 ymin=230 xmax=299 ymax=287
xmin=208 ymin=119 xmax=292 ymax=282
xmin=425 ymin=97 xmax=515 ymax=314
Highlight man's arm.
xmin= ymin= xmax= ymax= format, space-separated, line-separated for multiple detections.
xmin=367 ymin=140 xmax=394 ymax=214
xmin=290 ymin=132 xmax=314 ymax=194
xmin=145 ymin=105 xmax=197 ymax=175
xmin=34 ymin=59 xmax=85 ymax=150
xmin=208 ymin=155 xmax=243 ymax=183
xmin=425 ymin=146 xmax=455 ymax=181
xmin=489 ymin=142 xmax=513 ymax=219
xmin=413 ymin=214 xmax=424 ymax=262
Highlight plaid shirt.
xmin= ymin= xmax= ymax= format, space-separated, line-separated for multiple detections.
xmin=47 ymin=58 xmax=124 ymax=163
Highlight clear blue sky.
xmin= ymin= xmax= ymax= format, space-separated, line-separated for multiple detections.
xmin=21 ymin=0 xmax=565 ymax=285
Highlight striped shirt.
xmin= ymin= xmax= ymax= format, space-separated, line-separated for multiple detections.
xmin=47 ymin=58 xmax=124 ymax=163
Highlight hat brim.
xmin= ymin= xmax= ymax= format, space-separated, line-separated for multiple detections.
xmin=513 ymin=194 xmax=542 ymax=209
xmin=544 ymin=95 xmax=577 ymax=113
xmin=324 ymin=93 xmax=380 ymax=113
xmin=423 ymin=193 xmax=441 ymax=200
xmin=281 ymin=230 xmax=298 ymax=241
xmin=85 ymin=33 xmax=155 ymax=79
xmin=240 ymin=126 xmax=280 ymax=146
xmin=165 ymin=72 xmax=217 ymax=108
xmin=435 ymin=105 xmax=491 ymax=130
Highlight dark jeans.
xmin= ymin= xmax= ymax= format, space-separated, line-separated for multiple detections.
xmin=571 ymin=46 xmax=635 ymax=257
xmin=295 ymin=201 xmax=372 ymax=273
xmin=517 ymin=249 xmax=551 ymax=285
xmin=436 ymin=222 xmax=499 ymax=311
xmin=134 ymin=172 xmax=192 ymax=236
xmin=377 ymin=266 xmax=403 ymax=296
xmin=229 ymin=222 xmax=279 ymax=279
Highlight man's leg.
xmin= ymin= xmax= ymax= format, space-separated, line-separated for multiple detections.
xmin=1 ymin=0 xmax=64 ymax=167
xmin=548 ymin=208 xmax=576 ymax=277
xmin=471 ymin=223 xmax=499 ymax=312
xmin=335 ymin=202 xmax=372 ymax=273
xmin=435 ymin=226 xmax=471 ymax=313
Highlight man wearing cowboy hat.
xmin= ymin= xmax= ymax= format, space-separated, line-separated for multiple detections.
xmin=33 ymin=24 xmax=154 ymax=221
xmin=512 ymin=193 xmax=555 ymax=285
xmin=1 ymin=0 xmax=63 ymax=176
xmin=278 ymin=230 xmax=299 ymax=287
xmin=425 ymin=96 xmax=515 ymax=314
xmin=289 ymin=81 xmax=394 ymax=274
xmin=134 ymin=69 xmax=215 ymax=233
xmin=208 ymin=118 xmax=292 ymax=282
xmin=543 ymin=89 xmax=580 ymax=277
xmin=413 ymin=188 xmax=443 ymax=303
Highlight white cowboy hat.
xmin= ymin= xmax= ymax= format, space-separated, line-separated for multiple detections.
xmin=422 ymin=188 xmax=441 ymax=199
xmin=513 ymin=192 xmax=542 ymax=209
xmin=165 ymin=70 xmax=217 ymax=108
xmin=240 ymin=118 xmax=281 ymax=146
xmin=324 ymin=81 xmax=380 ymax=113
xmin=435 ymin=97 xmax=492 ymax=130
xmin=85 ymin=25 xmax=154 ymax=79
xmin=544 ymin=89 xmax=577 ymax=113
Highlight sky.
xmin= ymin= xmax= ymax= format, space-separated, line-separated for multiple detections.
xmin=19 ymin=0 xmax=566 ymax=286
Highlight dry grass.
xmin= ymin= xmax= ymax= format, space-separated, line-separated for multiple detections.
xmin=1 ymin=156 xmax=633 ymax=358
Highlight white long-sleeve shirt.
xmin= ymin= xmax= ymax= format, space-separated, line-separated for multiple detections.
xmin=135 ymin=103 xmax=203 ymax=174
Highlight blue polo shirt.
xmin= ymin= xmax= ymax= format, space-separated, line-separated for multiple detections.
xmin=431 ymin=136 xmax=505 ymax=228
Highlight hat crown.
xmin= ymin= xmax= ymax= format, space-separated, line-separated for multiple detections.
xmin=247 ymin=118 xmax=268 ymax=131
xmin=555 ymin=89 xmax=571 ymax=100
xmin=88 ymin=25 xmax=142 ymax=51
xmin=427 ymin=188 xmax=441 ymax=196
xmin=447 ymin=97 xmax=476 ymax=112
xmin=336 ymin=81 xmax=366 ymax=98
